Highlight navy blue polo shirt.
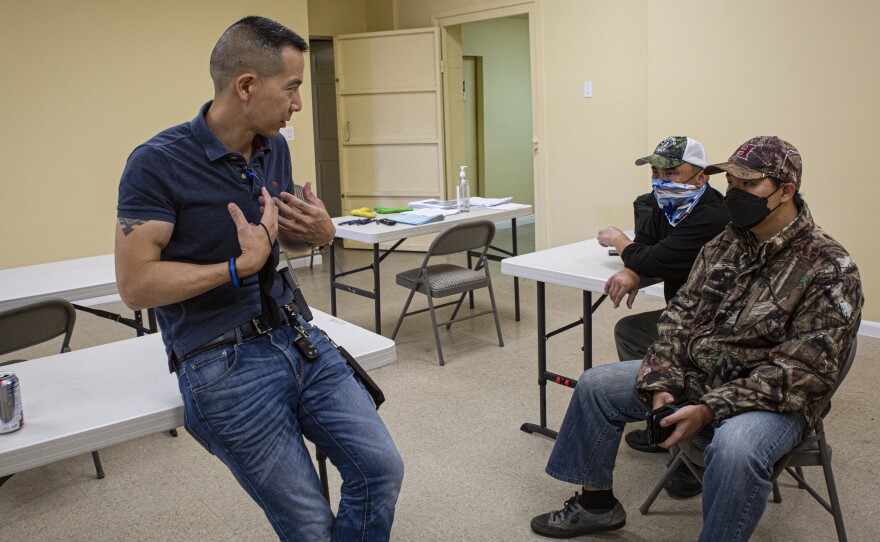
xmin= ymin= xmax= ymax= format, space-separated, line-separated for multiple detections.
xmin=118 ymin=101 xmax=294 ymax=359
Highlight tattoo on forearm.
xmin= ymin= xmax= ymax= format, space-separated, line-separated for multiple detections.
xmin=119 ymin=218 xmax=148 ymax=236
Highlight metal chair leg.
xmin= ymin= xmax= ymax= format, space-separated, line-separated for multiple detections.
xmin=640 ymin=451 xmax=685 ymax=514
xmin=316 ymin=449 xmax=330 ymax=503
xmin=486 ymin=277 xmax=504 ymax=347
xmin=91 ymin=451 xmax=105 ymax=479
xmin=445 ymin=292 xmax=468 ymax=330
xmin=795 ymin=465 xmax=806 ymax=488
xmin=391 ymin=288 xmax=418 ymax=340
xmin=818 ymin=435 xmax=847 ymax=542
xmin=426 ymin=294 xmax=445 ymax=366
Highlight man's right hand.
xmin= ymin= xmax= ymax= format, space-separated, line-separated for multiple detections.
xmin=227 ymin=187 xmax=278 ymax=276
xmin=604 ymin=267 xmax=640 ymax=308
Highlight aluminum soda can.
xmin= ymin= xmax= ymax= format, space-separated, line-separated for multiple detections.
xmin=0 ymin=371 xmax=24 ymax=434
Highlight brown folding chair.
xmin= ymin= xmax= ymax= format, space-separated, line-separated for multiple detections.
xmin=0 ymin=299 xmax=104 ymax=486
xmin=639 ymin=339 xmax=859 ymax=542
xmin=390 ymin=220 xmax=504 ymax=365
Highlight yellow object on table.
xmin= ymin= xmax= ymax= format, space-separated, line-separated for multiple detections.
xmin=351 ymin=207 xmax=377 ymax=218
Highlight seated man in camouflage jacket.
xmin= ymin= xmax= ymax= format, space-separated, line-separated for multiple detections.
xmin=530 ymin=136 xmax=863 ymax=541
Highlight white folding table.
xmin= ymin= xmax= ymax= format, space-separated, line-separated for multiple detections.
xmin=501 ymin=237 xmax=664 ymax=439
xmin=330 ymin=204 xmax=533 ymax=334
xmin=0 ymin=308 xmax=395 ymax=480
xmin=0 ymin=253 xmax=158 ymax=333
xmin=0 ymin=254 xmax=117 ymax=311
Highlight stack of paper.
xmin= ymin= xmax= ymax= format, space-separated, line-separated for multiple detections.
xmin=394 ymin=213 xmax=445 ymax=225
xmin=408 ymin=199 xmax=459 ymax=210
xmin=410 ymin=208 xmax=458 ymax=217
xmin=469 ymin=196 xmax=513 ymax=207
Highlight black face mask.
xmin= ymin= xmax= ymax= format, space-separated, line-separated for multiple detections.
xmin=724 ymin=185 xmax=783 ymax=229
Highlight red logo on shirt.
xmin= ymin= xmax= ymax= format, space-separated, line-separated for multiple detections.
xmin=272 ymin=180 xmax=278 ymax=186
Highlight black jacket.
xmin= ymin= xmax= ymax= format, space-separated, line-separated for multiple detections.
xmin=620 ymin=183 xmax=729 ymax=301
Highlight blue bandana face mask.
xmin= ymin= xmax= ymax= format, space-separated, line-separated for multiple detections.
xmin=652 ymin=178 xmax=707 ymax=227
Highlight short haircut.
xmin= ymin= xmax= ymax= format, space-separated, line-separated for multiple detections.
xmin=210 ymin=16 xmax=308 ymax=90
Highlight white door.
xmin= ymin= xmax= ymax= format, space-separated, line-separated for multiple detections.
xmin=334 ymin=28 xmax=445 ymax=249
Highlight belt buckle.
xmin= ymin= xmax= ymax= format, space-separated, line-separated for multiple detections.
xmin=251 ymin=318 xmax=270 ymax=334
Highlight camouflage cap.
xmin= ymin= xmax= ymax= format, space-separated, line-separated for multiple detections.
xmin=704 ymin=136 xmax=802 ymax=189
xmin=635 ymin=136 xmax=708 ymax=170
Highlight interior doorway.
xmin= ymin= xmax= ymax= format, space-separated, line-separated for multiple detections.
xmin=309 ymin=38 xmax=342 ymax=219
xmin=463 ymin=55 xmax=483 ymax=197
xmin=435 ymin=3 xmax=544 ymax=247
xmin=446 ymin=16 xmax=533 ymax=207
xmin=310 ymin=8 xmax=537 ymax=229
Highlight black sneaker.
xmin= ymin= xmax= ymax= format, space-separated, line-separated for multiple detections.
xmin=624 ymin=428 xmax=665 ymax=453
xmin=664 ymin=463 xmax=703 ymax=499
xmin=530 ymin=492 xmax=626 ymax=539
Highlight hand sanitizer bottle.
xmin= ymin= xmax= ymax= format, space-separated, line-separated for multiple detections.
xmin=457 ymin=165 xmax=470 ymax=213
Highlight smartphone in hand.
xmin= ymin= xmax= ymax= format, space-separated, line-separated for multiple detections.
xmin=646 ymin=398 xmax=689 ymax=446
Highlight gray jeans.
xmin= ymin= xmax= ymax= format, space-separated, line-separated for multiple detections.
xmin=613 ymin=309 xmax=663 ymax=361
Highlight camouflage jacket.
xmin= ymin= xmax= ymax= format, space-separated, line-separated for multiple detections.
xmin=636 ymin=203 xmax=863 ymax=427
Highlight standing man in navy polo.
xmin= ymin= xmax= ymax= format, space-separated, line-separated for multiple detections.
xmin=115 ymin=16 xmax=403 ymax=541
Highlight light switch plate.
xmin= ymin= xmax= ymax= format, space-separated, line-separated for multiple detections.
xmin=281 ymin=126 xmax=295 ymax=140
xmin=584 ymin=81 xmax=593 ymax=98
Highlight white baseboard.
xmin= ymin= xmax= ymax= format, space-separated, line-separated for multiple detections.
xmin=858 ymin=320 xmax=880 ymax=339
xmin=494 ymin=214 xmax=534 ymax=229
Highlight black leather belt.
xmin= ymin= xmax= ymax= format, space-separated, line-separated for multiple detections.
xmin=180 ymin=306 xmax=297 ymax=364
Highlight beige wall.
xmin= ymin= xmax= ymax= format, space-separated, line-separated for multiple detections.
xmin=366 ymin=0 xmax=396 ymax=32
xmin=462 ymin=17 xmax=534 ymax=205
xmin=397 ymin=0 xmax=878 ymax=321
xmin=646 ymin=0 xmax=879 ymax=320
xmin=308 ymin=0 xmax=367 ymax=36
xmin=3 ymin=0 xmax=877 ymax=320
xmin=539 ymin=1 xmax=649 ymax=244
xmin=0 ymin=1 xmax=314 ymax=269
xmin=308 ymin=0 xmax=394 ymax=36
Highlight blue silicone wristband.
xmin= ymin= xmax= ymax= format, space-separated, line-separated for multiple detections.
xmin=229 ymin=258 xmax=240 ymax=288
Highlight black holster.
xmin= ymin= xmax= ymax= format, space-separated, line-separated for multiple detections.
xmin=280 ymin=267 xmax=385 ymax=409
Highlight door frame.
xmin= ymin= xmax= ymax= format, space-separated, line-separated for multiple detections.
xmin=432 ymin=0 xmax=546 ymax=249
xmin=308 ymin=37 xmax=342 ymax=219
xmin=462 ymin=55 xmax=484 ymax=197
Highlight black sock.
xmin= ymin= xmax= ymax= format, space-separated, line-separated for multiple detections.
xmin=578 ymin=489 xmax=617 ymax=511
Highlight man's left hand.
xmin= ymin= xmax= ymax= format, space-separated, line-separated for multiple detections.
xmin=262 ymin=181 xmax=336 ymax=247
xmin=597 ymin=226 xmax=629 ymax=250
xmin=657 ymin=403 xmax=715 ymax=449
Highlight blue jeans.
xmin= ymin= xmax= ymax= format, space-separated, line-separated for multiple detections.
xmin=545 ymin=360 xmax=807 ymax=541
xmin=177 ymin=319 xmax=404 ymax=541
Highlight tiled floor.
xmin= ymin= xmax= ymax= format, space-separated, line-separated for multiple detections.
xmin=2 ymin=223 xmax=878 ymax=540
